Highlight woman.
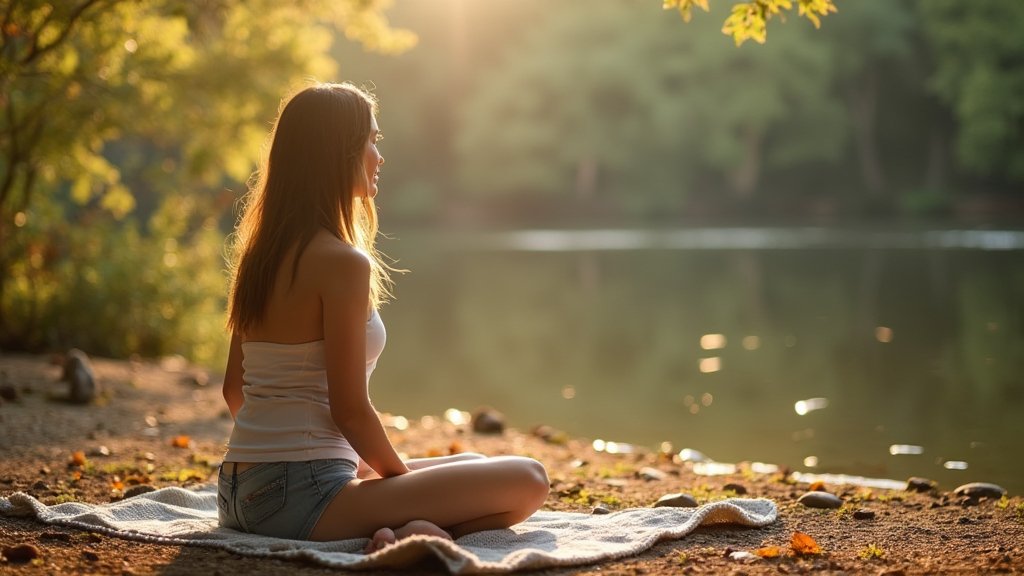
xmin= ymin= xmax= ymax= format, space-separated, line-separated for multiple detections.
xmin=218 ymin=83 xmax=549 ymax=552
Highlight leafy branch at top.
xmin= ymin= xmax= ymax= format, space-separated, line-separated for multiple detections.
xmin=663 ymin=0 xmax=837 ymax=45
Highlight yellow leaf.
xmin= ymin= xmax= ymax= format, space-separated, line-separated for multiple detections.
xmin=791 ymin=531 xmax=822 ymax=555
xmin=755 ymin=545 xmax=784 ymax=558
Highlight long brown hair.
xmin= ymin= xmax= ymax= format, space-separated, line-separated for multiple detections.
xmin=226 ymin=82 xmax=392 ymax=336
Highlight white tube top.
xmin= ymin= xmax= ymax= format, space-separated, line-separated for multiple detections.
xmin=224 ymin=309 xmax=386 ymax=464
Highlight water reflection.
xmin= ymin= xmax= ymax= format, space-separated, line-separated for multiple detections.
xmin=373 ymin=229 xmax=1024 ymax=494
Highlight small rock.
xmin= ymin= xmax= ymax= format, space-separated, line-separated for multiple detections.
xmin=603 ymin=478 xmax=628 ymax=488
xmin=591 ymin=504 xmax=612 ymax=515
xmin=878 ymin=569 xmax=906 ymax=576
xmin=62 ymin=349 xmax=98 ymax=404
xmin=677 ymin=448 xmax=710 ymax=463
xmin=723 ymin=483 xmax=748 ymax=495
xmin=471 ymin=407 xmax=505 ymax=434
xmin=638 ymin=467 xmax=668 ymax=481
xmin=39 ymin=466 xmax=51 ymax=475
xmin=906 ymin=477 xmax=937 ymax=493
xmin=90 ymin=445 xmax=111 ymax=457
xmin=83 ymin=549 xmax=100 ymax=561
xmin=39 ymin=532 xmax=71 ymax=542
xmin=727 ymin=550 xmax=757 ymax=561
xmin=797 ymin=491 xmax=843 ymax=509
xmin=124 ymin=485 xmax=156 ymax=499
xmin=32 ymin=480 xmax=49 ymax=491
xmin=180 ymin=371 xmax=209 ymax=387
xmin=0 ymin=383 xmax=18 ymax=401
xmin=654 ymin=493 xmax=698 ymax=508
xmin=2 ymin=543 xmax=41 ymax=563
xmin=953 ymin=482 xmax=1006 ymax=499
xmin=958 ymin=516 xmax=974 ymax=524
xmin=531 ymin=425 xmax=568 ymax=445
xmin=852 ymin=508 xmax=875 ymax=520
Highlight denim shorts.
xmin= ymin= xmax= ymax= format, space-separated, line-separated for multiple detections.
xmin=217 ymin=459 xmax=357 ymax=540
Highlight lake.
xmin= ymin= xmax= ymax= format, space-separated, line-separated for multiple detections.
xmin=371 ymin=227 xmax=1024 ymax=495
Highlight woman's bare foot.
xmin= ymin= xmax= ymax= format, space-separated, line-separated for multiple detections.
xmin=362 ymin=520 xmax=452 ymax=554
xmin=363 ymin=527 xmax=395 ymax=554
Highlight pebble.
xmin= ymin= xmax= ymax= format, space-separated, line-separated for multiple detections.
xmin=32 ymin=480 xmax=49 ymax=491
xmin=723 ymin=483 xmax=748 ymax=495
xmin=953 ymin=482 xmax=1006 ymax=499
xmin=63 ymin=349 xmax=98 ymax=404
xmin=852 ymin=508 xmax=875 ymax=520
xmin=124 ymin=485 xmax=157 ymax=499
xmin=471 ymin=408 xmax=505 ymax=434
xmin=591 ymin=504 xmax=612 ymax=515
xmin=797 ymin=491 xmax=843 ymax=509
xmin=2 ymin=543 xmax=41 ymax=563
xmin=654 ymin=493 xmax=698 ymax=508
xmin=39 ymin=532 xmax=71 ymax=542
xmin=906 ymin=477 xmax=937 ymax=493
xmin=638 ymin=467 xmax=668 ymax=481
xmin=677 ymin=448 xmax=710 ymax=463
xmin=82 ymin=550 xmax=100 ymax=561
xmin=90 ymin=445 xmax=111 ymax=457
xmin=0 ymin=383 xmax=18 ymax=401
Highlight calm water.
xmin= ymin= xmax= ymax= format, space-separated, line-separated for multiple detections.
xmin=370 ymin=228 xmax=1024 ymax=494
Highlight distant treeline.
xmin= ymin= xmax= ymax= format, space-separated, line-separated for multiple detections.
xmin=336 ymin=0 xmax=1024 ymax=224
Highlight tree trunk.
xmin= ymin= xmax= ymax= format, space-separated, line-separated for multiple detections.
xmin=730 ymin=125 xmax=762 ymax=200
xmin=849 ymin=69 xmax=887 ymax=198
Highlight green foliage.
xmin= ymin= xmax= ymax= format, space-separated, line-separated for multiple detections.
xmin=919 ymin=0 xmax=1024 ymax=181
xmin=456 ymin=1 xmax=844 ymax=215
xmin=664 ymin=0 xmax=837 ymax=45
xmin=0 ymin=0 xmax=413 ymax=363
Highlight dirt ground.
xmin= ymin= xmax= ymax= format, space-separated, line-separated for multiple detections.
xmin=1 ymin=352 xmax=1022 ymax=575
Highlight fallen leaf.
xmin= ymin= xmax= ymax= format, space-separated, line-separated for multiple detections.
xmin=71 ymin=451 xmax=87 ymax=466
xmin=449 ymin=441 xmax=464 ymax=454
xmin=170 ymin=435 xmax=192 ymax=449
xmin=791 ymin=531 xmax=822 ymax=555
xmin=809 ymin=481 xmax=827 ymax=492
xmin=111 ymin=480 xmax=124 ymax=490
xmin=754 ymin=546 xmax=784 ymax=558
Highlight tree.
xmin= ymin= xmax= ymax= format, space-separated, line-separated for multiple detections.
xmin=918 ymin=0 xmax=1024 ymax=182
xmin=456 ymin=1 xmax=845 ymax=216
xmin=664 ymin=0 xmax=837 ymax=46
xmin=0 ymin=0 xmax=414 ymax=359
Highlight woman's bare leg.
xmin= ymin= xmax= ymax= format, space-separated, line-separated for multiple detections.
xmin=308 ymin=455 xmax=548 ymax=542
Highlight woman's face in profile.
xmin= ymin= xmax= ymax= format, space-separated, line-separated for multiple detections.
xmin=357 ymin=115 xmax=384 ymax=198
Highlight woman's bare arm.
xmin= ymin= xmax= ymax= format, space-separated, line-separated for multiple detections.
xmin=320 ymin=244 xmax=408 ymax=478
xmin=222 ymin=332 xmax=245 ymax=419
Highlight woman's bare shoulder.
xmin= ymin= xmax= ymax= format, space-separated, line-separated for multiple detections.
xmin=303 ymin=230 xmax=370 ymax=287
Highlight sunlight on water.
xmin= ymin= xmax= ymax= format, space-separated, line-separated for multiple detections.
xmin=470 ymin=228 xmax=1024 ymax=252
xmin=794 ymin=397 xmax=829 ymax=416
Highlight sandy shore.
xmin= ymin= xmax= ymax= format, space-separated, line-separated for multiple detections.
xmin=1 ymin=352 xmax=1022 ymax=575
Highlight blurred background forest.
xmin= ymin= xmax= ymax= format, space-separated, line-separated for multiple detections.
xmin=2 ymin=0 xmax=1023 ymax=367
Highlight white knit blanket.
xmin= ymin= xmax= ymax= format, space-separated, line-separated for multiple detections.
xmin=0 ymin=486 xmax=777 ymax=573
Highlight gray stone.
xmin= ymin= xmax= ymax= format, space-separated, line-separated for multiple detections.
xmin=124 ymin=485 xmax=156 ymax=499
xmin=654 ymin=493 xmax=698 ymax=508
xmin=677 ymin=448 xmax=710 ymax=463
xmin=471 ymin=408 xmax=505 ymax=435
xmin=797 ymin=491 xmax=843 ymax=509
xmin=953 ymin=482 xmax=1006 ymax=499
xmin=723 ymin=482 xmax=748 ymax=495
xmin=591 ymin=504 xmax=611 ymax=515
xmin=638 ymin=467 xmax=668 ymax=481
xmin=63 ymin=349 xmax=98 ymax=404
xmin=852 ymin=508 xmax=875 ymax=520
xmin=906 ymin=477 xmax=937 ymax=493
xmin=0 ymin=384 xmax=17 ymax=401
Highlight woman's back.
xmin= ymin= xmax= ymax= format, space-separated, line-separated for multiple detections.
xmin=243 ymin=230 xmax=367 ymax=346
